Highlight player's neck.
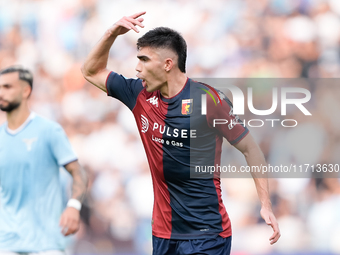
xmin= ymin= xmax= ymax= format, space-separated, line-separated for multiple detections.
xmin=160 ymin=72 xmax=187 ymax=98
xmin=6 ymin=103 xmax=31 ymax=130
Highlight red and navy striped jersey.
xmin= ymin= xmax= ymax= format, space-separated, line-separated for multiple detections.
xmin=106 ymin=72 xmax=249 ymax=240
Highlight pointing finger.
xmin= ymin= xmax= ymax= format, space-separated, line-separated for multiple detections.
xmin=130 ymin=11 xmax=146 ymax=19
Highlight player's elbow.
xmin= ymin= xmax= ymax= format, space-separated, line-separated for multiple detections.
xmin=81 ymin=63 xmax=92 ymax=79
xmin=81 ymin=64 xmax=106 ymax=85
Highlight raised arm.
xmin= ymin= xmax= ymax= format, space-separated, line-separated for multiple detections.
xmin=81 ymin=12 xmax=146 ymax=92
xmin=233 ymin=134 xmax=281 ymax=245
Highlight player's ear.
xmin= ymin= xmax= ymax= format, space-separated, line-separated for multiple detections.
xmin=164 ymin=58 xmax=173 ymax=72
xmin=22 ymin=83 xmax=32 ymax=99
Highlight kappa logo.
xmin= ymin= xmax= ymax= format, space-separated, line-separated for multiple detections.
xmin=22 ymin=137 xmax=38 ymax=152
xmin=229 ymin=106 xmax=234 ymax=117
xmin=141 ymin=115 xmax=149 ymax=133
xmin=146 ymin=96 xmax=158 ymax=107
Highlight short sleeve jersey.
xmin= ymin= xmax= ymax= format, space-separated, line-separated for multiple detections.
xmin=0 ymin=113 xmax=77 ymax=252
xmin=106 ymin=72 xmax=249 ymax=240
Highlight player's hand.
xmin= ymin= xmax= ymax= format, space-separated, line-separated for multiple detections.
xmin=109 ymin=11 xmax=146 ymax=37
xmin=260 ymin=207 xmax=281 ymax=245
xmin=59 ymin=207 xmax=80 ymax=236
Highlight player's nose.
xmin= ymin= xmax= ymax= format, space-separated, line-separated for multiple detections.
xmin=135 ymin=61 xmax=142 ymax=73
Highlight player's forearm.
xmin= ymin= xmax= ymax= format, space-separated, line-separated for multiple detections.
xmin=81 ymin=30 xmax=118 ymax=77
xmin=251 ymin=173 xmax=272 ymax=209
xmin=66 ymin=161 xmax=88 ymax=202
xmin=72 ymin=167 xmax=88 ymax=202
xmin=244 ymin=144 xmax=272 ymax=209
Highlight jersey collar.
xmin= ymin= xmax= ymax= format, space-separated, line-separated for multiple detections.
xmin=6 ymin=112 xmax=36 ymax=135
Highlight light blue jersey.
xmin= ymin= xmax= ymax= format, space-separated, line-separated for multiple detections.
xmin=0 ymin=113 xmax=77 ymax=252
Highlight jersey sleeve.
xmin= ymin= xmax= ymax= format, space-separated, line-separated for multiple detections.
xmin=206 ymin=90 xmax=249 ymax=145
xmin=49 ymin=123 xmax=78 ymax=166
xmin=105 ymin=71 xmax=144 ymax=111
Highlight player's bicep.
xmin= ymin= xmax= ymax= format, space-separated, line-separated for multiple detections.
xmin=233 ymin=133 xmax=256 ymax=155
xmin=83 ymin=68 xmax=111 ymax=93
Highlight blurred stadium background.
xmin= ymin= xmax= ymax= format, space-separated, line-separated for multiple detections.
xmin=1 ymin=0 xmax=340 ymax=254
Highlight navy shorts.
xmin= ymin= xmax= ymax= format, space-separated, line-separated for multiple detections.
xmin=152 ymin=235 xmax=232 ymax=255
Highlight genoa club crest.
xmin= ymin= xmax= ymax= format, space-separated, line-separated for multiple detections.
xmin=182 ymin=99 xmax=193 ymax=115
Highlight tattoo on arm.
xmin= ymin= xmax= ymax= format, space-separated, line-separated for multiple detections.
xmin=65 ymin=161 xmax=88 ymax=202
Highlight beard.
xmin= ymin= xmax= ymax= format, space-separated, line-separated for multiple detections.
xmin=0 ymin=100 xmax=21 ymax=112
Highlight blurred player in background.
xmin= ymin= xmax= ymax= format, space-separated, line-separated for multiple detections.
xmin=82 ymin=12 xmax=280 ymax=255
xmin=0 ymin=66 xmax=88 ymax=255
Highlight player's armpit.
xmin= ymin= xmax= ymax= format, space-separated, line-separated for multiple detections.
xmin=81 ymin=67 xmax=111 ymax=93
xmin=64 ymin=160 xmax=88 ymax=202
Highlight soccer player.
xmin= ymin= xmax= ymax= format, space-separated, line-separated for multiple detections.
xmin=0 ymin=66 xmax=88 ymax=255
xmin=81 ymin=12 xmax=280 ymax=254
